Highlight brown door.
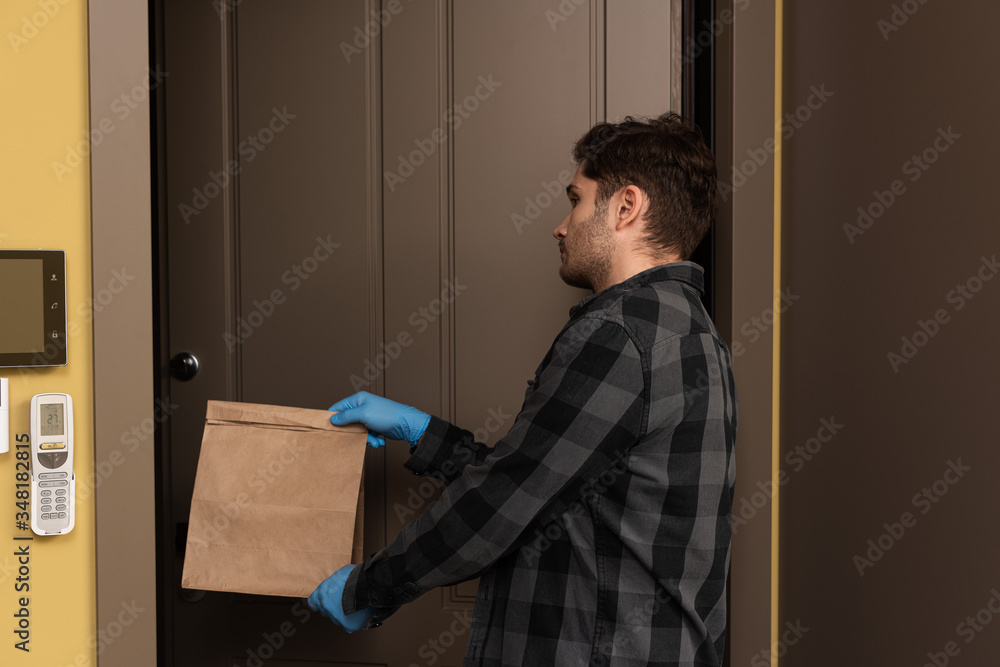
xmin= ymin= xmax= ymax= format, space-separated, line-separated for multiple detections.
xmin=158 ymin=1 xmax=682 ymax=664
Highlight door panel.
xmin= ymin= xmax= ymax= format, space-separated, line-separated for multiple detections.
xmin=236 ymin=2 xmax=373 ymax=407
xmin=452 ymin=2 xmax=593 ymax=434
xmin=161 ymin=1 xmax=681 ymax=664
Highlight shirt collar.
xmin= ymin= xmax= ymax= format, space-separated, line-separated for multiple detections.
xmin=568 ymin=261 xmax=705 ymax=318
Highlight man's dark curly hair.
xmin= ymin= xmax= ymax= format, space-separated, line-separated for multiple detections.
xmin=572 ymin=112 xmax=718 ymax=260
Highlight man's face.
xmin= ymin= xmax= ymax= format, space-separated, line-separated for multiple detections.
xmin=552 ymin=166 xmax=615 ymax=291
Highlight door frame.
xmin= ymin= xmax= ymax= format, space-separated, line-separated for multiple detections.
xmin=89 ymin=0 xmax=158 ymax=666
xmin=87 ymin=2 xmax=779 ymax=666
xmin=712 ymin=1 xmax=783 ymax=665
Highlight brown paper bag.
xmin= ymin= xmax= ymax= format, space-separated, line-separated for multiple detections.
xmin=181 ymin=400 xmax=367 ymax=598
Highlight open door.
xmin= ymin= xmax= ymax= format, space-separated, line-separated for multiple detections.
xmin=153 ymin=1 xmax=692 ymax=664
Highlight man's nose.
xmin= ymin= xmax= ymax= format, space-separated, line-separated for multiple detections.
xmin=553 ymin=215 xmax=568 ymax=240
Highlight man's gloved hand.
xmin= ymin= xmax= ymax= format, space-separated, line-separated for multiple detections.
xmin=307 ymin=564 xmax=374 ymax=633
xmin=329 ymin=391 xmax=431 ymax=448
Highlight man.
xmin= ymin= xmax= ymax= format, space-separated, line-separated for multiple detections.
xmin=309 ymin=113 xmax=737 ymax=666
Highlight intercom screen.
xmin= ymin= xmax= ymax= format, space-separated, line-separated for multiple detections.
xmin=0 ymin=250 xmax=67 ymax=367
xmin=0 ymin=259 xmax=44 ymax=354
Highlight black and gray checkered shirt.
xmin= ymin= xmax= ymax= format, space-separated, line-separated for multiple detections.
xmin=344 ymin=261 xmax=737 ymax=666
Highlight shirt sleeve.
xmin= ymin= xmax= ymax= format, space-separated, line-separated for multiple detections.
xmin=342 ymin=314 xmax=645 ymax=622
xmin=402 ymin=414 xmax=495 ymax=485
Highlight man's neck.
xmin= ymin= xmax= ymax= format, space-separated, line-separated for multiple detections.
xmin=592 ymin=253 xmax=682 ymax=293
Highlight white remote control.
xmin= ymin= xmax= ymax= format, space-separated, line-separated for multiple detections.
xmin=30 ymin=393 xmax=75 ymax=535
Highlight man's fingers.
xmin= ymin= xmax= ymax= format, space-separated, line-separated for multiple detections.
xmin=328 ymin=396 xmax=359 ymax=413
xmin=366 ymin=433 xmax=385 ymax=448
xmin=328 ymin=391 xmax=375 ymax=413
xmin=307 ymin=588 xmax=325 ymax=615
xmin=330 ymin=403 xmax=371 ymax=427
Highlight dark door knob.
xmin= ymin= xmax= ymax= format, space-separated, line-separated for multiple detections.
xmin=170 ymin=352 xmax=200 ymax=381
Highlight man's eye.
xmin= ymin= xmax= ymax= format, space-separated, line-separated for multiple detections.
xmin=569 ymin=198 xmax=578 ymax=208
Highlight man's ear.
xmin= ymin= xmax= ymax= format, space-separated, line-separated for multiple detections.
xmin=613 ymin=184 xmax=647 ymax=231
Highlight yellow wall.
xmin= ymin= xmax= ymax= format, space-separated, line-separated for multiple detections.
xmin=1 ymin=0 xmax=96 ymax=665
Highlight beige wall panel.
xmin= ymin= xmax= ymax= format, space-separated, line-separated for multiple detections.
xmin=452 ymin=1 xmax=592 ymax=440
xmin=606 ymin=0 xmax=675 ymax=120
xmin=382 ymin=0 xmax=445 ymax=422
xmin=781 ymin=1 xmax=1000 ymax=664
xmin=721 ymin=1 xmax=777 ymax=665
xmin=381 ymin=0 xmax=448 ymax=554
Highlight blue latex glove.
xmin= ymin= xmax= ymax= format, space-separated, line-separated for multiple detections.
xmin=307 ymin=564 xmax=374 ymax=633
xmin=329 ymin=391 xmax=431 ymax=448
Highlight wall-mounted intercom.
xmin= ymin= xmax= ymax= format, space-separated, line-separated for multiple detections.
xmin=0 ymin=249 xmax=67 ymax=367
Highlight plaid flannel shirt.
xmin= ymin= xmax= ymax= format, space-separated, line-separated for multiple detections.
xmin=343 ymin=261 xmax=737 ymax=666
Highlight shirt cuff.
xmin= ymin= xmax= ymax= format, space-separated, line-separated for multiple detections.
xmin=341 ymin=561 xmax=362 ymax=613
xmin=341 ymin=556 xmax=417 ymax=626
xmin=403 ymin=414 xmax=456 ymax=476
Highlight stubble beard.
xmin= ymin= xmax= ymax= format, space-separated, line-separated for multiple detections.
xmin=558 ymin=200 xmax=615 ymax=292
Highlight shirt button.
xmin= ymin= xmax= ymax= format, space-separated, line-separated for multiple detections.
xmin=371 ymin=621 xmax=382 ymax=628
